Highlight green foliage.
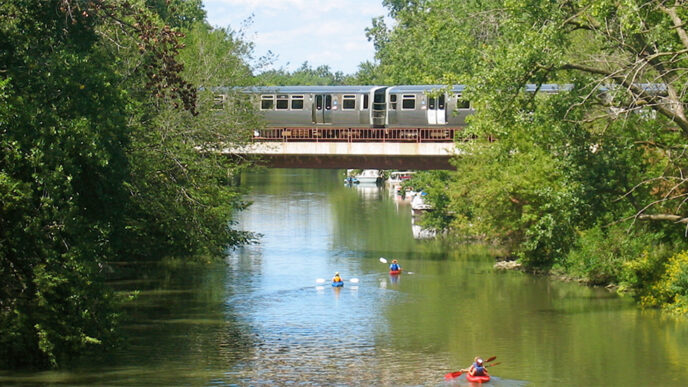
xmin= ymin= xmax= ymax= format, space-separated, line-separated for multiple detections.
xmin=114 ymin=21 xmax=258 ymax=260
xmin=145 ymin=0 xmax=207 ymax=30
xmin=639 ymin=251 xmax=688 ymax=315
xmin=348 ymin=61 xmax=384 ymax=85
xmin=370 ymin=0 xmax=503 ymax=84
xmin=403 ymin=171 xmax=455 ymax=231
xmin=1 ymin=0 xmax=256 ymax=368
xmin=254 ymin=60 xmax=382 ymax=86
xmin=1 ymin=0 xmax=131 ymax=367
xmin=255 ymin=62 xmax=349 ymax=86
xmin=563 ymin=224 xmax=670 ymax=286
xmin=374 ymin=0 xmax=688 ymax=313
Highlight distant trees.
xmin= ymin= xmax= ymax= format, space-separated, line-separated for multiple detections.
xmin=1 ymin=0 xmax=256 ymax=368
xmin=254 ymin=60 xmax=385 ymax=86
xmin=373 ymin=0 xmax=688 ymax=313
xmin=255 ymin=61 xmax=348 ymax=85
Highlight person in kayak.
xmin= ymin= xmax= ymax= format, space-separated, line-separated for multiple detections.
xmin=389 ymin=259 xmax=401 ymax=271
xmin=332 ymin=272 xmax=343 ymax=283
xmin=461 ymin=357 xmax=486 ymax=377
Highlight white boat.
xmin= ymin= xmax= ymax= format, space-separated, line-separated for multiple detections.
xmin=386 ymin=171 xmax=415 ymax=186
xmin=410 ymin=191 xmax=432 ymax=216
xmin=354 ymin=169 xmax=382 ymax=184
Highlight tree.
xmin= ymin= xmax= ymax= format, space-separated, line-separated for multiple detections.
xmin=115 ymin=22 xmax=257 ymax=260
xmin=374 ymin=0 xmax=688 ymax=289
xmin=255 ymin=61 xmax=348 ymax=85
xmin=0 ymin=0 xmax=257 ymax=367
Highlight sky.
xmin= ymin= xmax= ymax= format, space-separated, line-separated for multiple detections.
xmin=202 ymin=0 xmax=389 ymax=75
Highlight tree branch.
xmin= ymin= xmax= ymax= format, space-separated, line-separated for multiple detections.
xmin=658 ymin=2 xmax=688 ymax=50
xmin=636 ymin=214 xmax=688 ymax=224
xmin=559 ymin=62 xmax=688 ymax=136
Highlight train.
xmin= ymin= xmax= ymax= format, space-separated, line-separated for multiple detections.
xmin=213 ymin=83 xmax=666 ymax=139
xmin=242 ymin=85 xmax=473 ymax=128
xmin=213 ymin=85 xmax=478 ymax=141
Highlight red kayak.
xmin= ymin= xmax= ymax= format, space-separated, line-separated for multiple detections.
xmin=466 ymin=371 xmax=490 ymax=383
xmin=444 ymin=371 xmax=490 ymax=383
xmin=389 ymin=269 xmax=402 ymax=275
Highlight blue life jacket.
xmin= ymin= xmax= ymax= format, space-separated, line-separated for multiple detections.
xmin=473 ymin=363 xmax=485 ymax=375
xmin=390 ymin=263 xmax=400 ymax=271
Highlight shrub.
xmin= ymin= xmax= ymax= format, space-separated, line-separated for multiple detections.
xmin=639 ymin=251 xmax=688 ymax=315
xmin=562 ymin=224 xmax=668 ymax=286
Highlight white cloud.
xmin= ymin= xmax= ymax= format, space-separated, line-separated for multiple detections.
xmin=203 ymin=0 xmax=388 ymax=74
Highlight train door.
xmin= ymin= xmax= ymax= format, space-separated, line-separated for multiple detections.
xmin=312 ymin=94 xmax=333 ymax=124
xmin=427 ymin=94 xmax=447 ymax=125
xmin=372 ymin=88 xmax=387 ymax=127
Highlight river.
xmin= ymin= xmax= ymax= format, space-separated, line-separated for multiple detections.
xmin=2 ymin=168 xmax=688 ymax=386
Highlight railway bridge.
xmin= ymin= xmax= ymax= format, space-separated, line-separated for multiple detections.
xmin=225 ymin=126 xmax=460 ymax=170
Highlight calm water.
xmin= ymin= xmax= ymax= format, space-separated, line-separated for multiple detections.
xmin=3 ymin=169 xmax=688 ymax=386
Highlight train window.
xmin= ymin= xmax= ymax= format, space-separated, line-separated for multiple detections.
xmin=457 ymin=98 xmax=470 ymax=109
xmin=402 ymin=94 xmax=415 ymax=110
xmin=325 ymin=95 xmax=332 ymax=110
xmin=389 ymin=94 xmax=397 ymax=110
xmin=438 ymin=95 xmax=445 ymax=109
xmin=213 ymin=94 xmax=225 ymax=110
xmin=363 ymin=94 xmax=369 ymax=109
xmin=291 ymin=95 xmax=304 ymax=109
xmin=260 ymin=95 xmax=274 ymax=110
xmin=342 ymin=95 xmax=356 ymax=110
xmin=276 ymin=94 xmax=289 ymax=110
xmin=428 ymin=96 xmax=435 ymax=110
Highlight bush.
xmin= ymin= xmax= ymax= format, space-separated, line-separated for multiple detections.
xmin=562 ymin=224 xmax=668 ymax=286
xmin=639 ymin=251 xmax=688 ymax=315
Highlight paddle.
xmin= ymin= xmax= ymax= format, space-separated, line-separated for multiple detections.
xmin=444 ymin=356 xmax=497 ymax=380
xmin=444 ymin=370 xmax=465 ymax=380
xmin=316 ymin=277 xmax=359 ymax=284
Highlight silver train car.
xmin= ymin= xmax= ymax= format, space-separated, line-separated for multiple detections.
xmin=234 ymin=85 xmax=474 ymax=129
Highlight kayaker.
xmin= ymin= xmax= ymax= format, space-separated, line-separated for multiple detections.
xmin=389 ymin=259 xmax=401 ymax=271
xmin=332 ymin=272 xmax=343 ymax=283
xmin=461 ymin=357 xmax=486 ymax=377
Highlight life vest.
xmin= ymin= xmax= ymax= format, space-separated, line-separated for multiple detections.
xmin=472 ymin=363 xmax=486 ymax=375
xmin=390 ymin=263 xmax=400 ymax=271
xmin=333 ymin=275 xmax=342 ymax=282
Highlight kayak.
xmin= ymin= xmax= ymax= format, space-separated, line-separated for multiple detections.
xmin=444 ymin=370 xmax=490 ymax=383
xmin=389 ymin=269 xmax=402 ymax=275
xmin=332 ymin=281 xmax=344 ymax=287
xmin=466 ymin=371 xmax=490 ymax=383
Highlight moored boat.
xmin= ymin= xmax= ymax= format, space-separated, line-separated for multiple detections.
xmin=344 ymin=176 xmax=359 ymax=185
xmin=410 ymin=191 xmax=432 ymax=216
xmin=386 ymin=171 xmax=414 ymax=186
xmin=354 ymin=169 xmax=382 ymax=184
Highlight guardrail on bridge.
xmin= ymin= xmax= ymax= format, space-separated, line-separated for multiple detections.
xmin=252 ymin=127 xmax=460 ymax=143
